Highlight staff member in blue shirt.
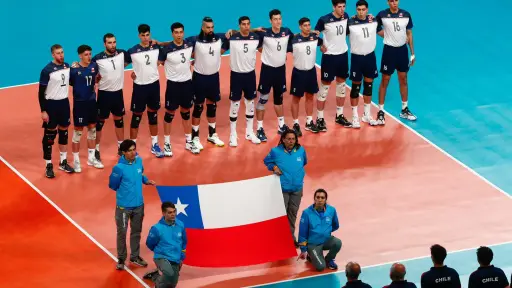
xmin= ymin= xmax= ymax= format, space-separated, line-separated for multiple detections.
xmin=143 ymin=201 xmax=187 ymax=288
xmin=468 ymin=246 xmax=509 ymax=288
xmin=264 ymin=129 xmax=307 ymax=245
xmin=109 ymin=139 xmax=155 ymax=270
xmin=297 ymin=189 xmax=341 ymax=271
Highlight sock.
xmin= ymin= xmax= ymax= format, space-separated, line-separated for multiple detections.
xmin=364 ymin=104 xmax=371 ymax=116
xmin=208 ymin=122 xmax=216 ymax=136
xmin=306 ymin=116 xmax=313 ymax=124
xmin=379 ymin=104 xmax=384 ymax=111
xmin=277 ymin=116 xmax=285 ymax=128
xmin=257 ymin=121 xmax=263 ymax=129
xmin=336 ymin=106 xmax=343 ymax=117
xmin=402 ymin=101 xmax=407 ymax=109
xmin=317 ymin=110 xmax=324 ymax=119
xmin=352 ymin=106 xmax=358 ymax=118
xmin=192 ymin=125 xmax=199 ymax=132
xmin=230 ymin=120 xmax=237 ymax=134
xmin=151 ymin=136 xmax=158 ymax=146
xmin=294 ymin=119 xmax=299 ymax=124
xmin=185 ymin=134 xmax=192 ymax=142
xmin=131 ymin=139 xmax=137 ymax=143
xmin=117 ymin=141 xmax=122 ymax=148
xmin=246 ymin=117 xmax=254 ymax=135
xmin=45 ymin=160 xmax=51 ymax=165
xmin=60 ymin=152 xmax=67 ymax=163
xmin=88 ymin=149 xmax=95 ymax=159
xmin=73 ymin=152 xmax=79 ymax=162
xmin=164 ymin=135 xmax=170 ymax=144
xmin=95 ymin=144 xmax=100 ymax=151
xmin=209 ymin=123 xmax=216 ymax=128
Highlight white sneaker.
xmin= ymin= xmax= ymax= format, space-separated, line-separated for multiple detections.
xmin=74 ymin=160 xmax=82 ymax=173
xmin=229 ymin=133 xmax=238 ymax=147
xmin=87 ymin=157 xmax=104 ymax=169
xmin=352 ymin=116 xmax=361 ymax=129
xmin=362 ymin=114 xmax=378 ymax=126
xmin=245 ymin=132 xmax=261 ymax=144
xmin=207 ymin=133 xmax=224 ymax=147
xmin=193 ymin=136 xmax=204 ymax=150
xmin=185 ymin=141 xmax=200 ymax=154
xmin=164 ymin=143 xmax=173 ymax=157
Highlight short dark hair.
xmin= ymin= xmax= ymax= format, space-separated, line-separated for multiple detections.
xmin=239 ymin=16 xmax=250 ymax=24
xmin=269 ymin=9 xmax=281 ymax=19
xmin=299 ymin=17 xmax=310 ymax=26
xmin=103 ymin=33 xmax=115 ymax=43
xmin=51 ymin=44 xmax=62 ymax=53
xmin=345 ymin=262 xmax=361 ymax=279
xmin=171 ymin=22 xmax=184 ymax=32
xmin=476 ymin=246 xmax=493 ymax=266
xmin=138 ymin=24 xmax=150 ymax=34
xmin=77 ymin=45 xmax=92 ymax=54
xmin=356 ymin=0 xmax=368 ymax=7
xmin=203 ymin=16 xmax=213 ymax=23
xmin=162 ymin=201 xmax=176 ymax=212
xmin=119 ymin=139 xmax=136 ymax=152
xmin=314 ymin=188 xmax=328 ymax=200
xmin=430 ymin=244 xmax=447 ymax=265
xmin=332 ymin=0 xmax=346 ymax=6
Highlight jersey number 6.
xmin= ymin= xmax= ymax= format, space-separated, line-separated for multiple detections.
xmin=277 ymin=41 xmax=281 ymax=51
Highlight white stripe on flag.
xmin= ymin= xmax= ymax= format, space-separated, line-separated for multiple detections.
xmin=198 ymin=175 xmax=286 ymax=229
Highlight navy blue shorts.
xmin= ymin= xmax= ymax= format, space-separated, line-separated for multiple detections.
xmin=290 ymin=67 xmax=319 ymax=97
xmin=97 ymin=90 xmax=125 ymax=119
xmin=165 ymin=79 xmax=194 ymax=111
xmin=230 ymin=70 xmax=257 ymax=101
xmin=73 ymin=100 xmax=97 ymax=127
xmin=320 ymin=52 xmax=349 ymax=82
xmin=44 ymin=98 xmax=70 ymax=129
xmin=192 ymin=71 xmax=221 ymax=103
xmin=258 ymin=63 xmax=286 ymax=98
xmin=380 ymin=44 xmax=409 ymax=75
xmin=131 ymin=81 xmax=161 ymax=113
xmin=350 ymin=52 xmax=379 ymax=82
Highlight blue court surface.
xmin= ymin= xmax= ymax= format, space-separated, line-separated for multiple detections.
xmin=2 ymin=0 xmax=512 ymax=287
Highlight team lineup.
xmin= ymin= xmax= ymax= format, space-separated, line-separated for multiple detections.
xmin=38 ymin=0 xmax=415 ymax=178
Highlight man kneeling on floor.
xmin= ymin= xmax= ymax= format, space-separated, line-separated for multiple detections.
xmin=143 ymin=201 xmax=187 ymax=287
xmin=297 ymin=188 xmax=342 ymax=271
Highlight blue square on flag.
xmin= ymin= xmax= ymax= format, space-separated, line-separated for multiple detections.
xmin=156 ymin=185 xmax=204 ymax=229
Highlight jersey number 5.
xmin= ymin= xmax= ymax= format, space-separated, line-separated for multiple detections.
xmin=243 ymin=43 xmax=248 ymax=53
xmin=145 ymin=54 xmax=151 ymax=65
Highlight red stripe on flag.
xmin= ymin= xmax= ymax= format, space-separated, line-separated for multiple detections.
xmin=183 ymin=216 xmax=297 ymax=267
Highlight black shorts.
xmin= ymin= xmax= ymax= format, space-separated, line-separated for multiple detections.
xmin=290 ymin=67 xmax=319 ymax=97
xmin=258 ymin=63 xmax=287 ymax=98
xmin=380 ymin=44 xmax=409 ymax=75
xmin=230 ymin=70 xmax=257 ymax=101
xmin=192 ymin=71 xmax=221 ymax=104
xmin=320 ymin=53 xmax=349 ymax=82
xmin=73 ymin=100 xmax=97 ymax=127
xmin=131 ymin=81 xmax=161 ymax=113
xmin=350 ymin=52 xmax=379 ymax=82
xmin=97 ymin=89 xmax=125 ymax=119
xmin=44 ymin=98 xmax=70 ymax=129
xmin=165 ymin=79 xmax=194 ymax=111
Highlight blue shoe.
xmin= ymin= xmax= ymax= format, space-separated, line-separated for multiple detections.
xmin=151 ymin=143 xmax=164 ymax=158
xmin=327 ymin=259 xmax=338 ymax=270
xmin=256 ymin=128 xmax=267 ymax=142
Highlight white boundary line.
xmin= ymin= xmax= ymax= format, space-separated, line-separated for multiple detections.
xmin=0 ymin=156 xmax=150 ymax=288
xmin=244 ymin=239 xmax=512 ymax=288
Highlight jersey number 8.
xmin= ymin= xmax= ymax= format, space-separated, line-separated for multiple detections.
xmin=306 ymin=46 xmax=311 ymax=55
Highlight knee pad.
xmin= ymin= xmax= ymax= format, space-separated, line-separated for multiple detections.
xmin=206 ymin=103 xmax=216 ymax=118
xmin=87 ymin=127 xmax=97 ymax=140
xmin=244 ymin=98 xmax=255 ymax=117
xmin=229 ymin=101 xmax=240 ymax=120
xmin=72 ymin=129 xmax=83 ymax=144
xmin=58 ymin=129 xmax=69 ymax=145
xmin=96 ymin=120 xmax=105 ymax=131
xmin=350 ymin=83 xmax=361 ymax=99
xmin=147 ymin=111 xmax=158 ymax=125
xmin=336 ymin=82 xmax=346 ymax=97
xmin=273 ymin=93 xmax=283 ymax=106
xmin=130 ymin=114 xmax=142 ymax=129
xmin=192 ymin=104 xmax=203 ymax=118
xmin=317 ymin=84 xmax=329 ymax=102
xmin=43 ymin=129 xmax=57 ymax=145
xmin=363 ymin=81 xmax=373 ymax=96
xmin=164 ymin=112 xmax=174 ymax=123
xmin=256 ymin=93 xmax=269 ymax=111
xmin=180 ymin=110 xmax=190 ymax=120
xmin=114 ymin=118 xmax=124 ymax=128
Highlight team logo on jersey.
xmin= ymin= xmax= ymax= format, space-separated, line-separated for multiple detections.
xmin=250 ymin=36 xmax=254 ymax=39
xmin=282 ymin=32 xmax=285 ymax=36
xmin=137 ymin=49 xmax=141 ymax=52
xmin=91 ymin=68 xmax=95 ymax=72
xmin=399 ymin=13 xmax=403 ymax=17
xmin=78 ymin=71 xmax=81 ymax=75
xmin=54 ymin=67 xmax=57 ymax=70
xmin=177 ymin=232 xmax=182 ymax=237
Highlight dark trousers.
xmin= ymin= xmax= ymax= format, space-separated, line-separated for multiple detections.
xmin=151 ymin=258 xmax=180 ymax=288
xmin=307 ymin=236 xmax=342 ymax=271
xmin=282 ymin=189 xmax=303 ymax=241
xmin=115 ymin=205 xmax=144 ymax=261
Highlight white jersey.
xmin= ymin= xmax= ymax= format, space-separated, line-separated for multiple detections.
xmin=39 ymin=62 xmax=70 ymax=100
xmin=158 ymin=41 xmax=193 ymax=82
xmin=191 ymin=33 xmax=226 ymax=75
xmin=258 ymin=27 xmax=293 ymax=67
xmin=92 ymin=49 xmax=127 ymax=91
xmin=290 ymin=33 xmax=322 ymax=71
xmin=223 ymin=32 xmax=261 ymax=73
xmin=348 ymin=16 xmax=378 ymax=55
xmin=377 ymin=8 xmax=413 ymax=47
xmin=127 ymin=44 xmax=161 ymax=85
xmin=315 ymin=12 xmax=350 ymax=55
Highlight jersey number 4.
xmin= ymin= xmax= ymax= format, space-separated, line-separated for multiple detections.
xmin=209 ymin=47 xmax=215 ymax=56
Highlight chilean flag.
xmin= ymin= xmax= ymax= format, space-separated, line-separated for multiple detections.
xmin=155 ymin=175 xmax=298 ymax=267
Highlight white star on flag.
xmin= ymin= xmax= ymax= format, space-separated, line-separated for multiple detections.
xmin=175 ymin=198 xmax=189 ymax=216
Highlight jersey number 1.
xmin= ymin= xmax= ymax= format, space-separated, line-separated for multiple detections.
xmin=111 ymin=59 xmax=116 ymax=70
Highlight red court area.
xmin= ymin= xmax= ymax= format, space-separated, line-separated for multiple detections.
xmin=1 ymin=55 xmax=512 ymax=287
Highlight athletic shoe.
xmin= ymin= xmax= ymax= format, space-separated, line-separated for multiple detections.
xmin=229 ymin=133 xmax=238 ymax=147
xmin=164 ymin=143 xmax=173 ymax=157
xmin=59 ymin=159 xmax=74 ymax=173
xmin=74 ymin=160 xmax=82 ymax=173
xmin=130 ymin=256 xmax=148 ymax=267
xmin=277 ymin=124 xmax=290 ymax=135
xmin=362 ymin=114 xmax=378 ymax=126
xmin=400 ymin=107 xmax=417 ymax=121
xmin=245 ymin=133 xmax=261 ymax=144
xmin=293 ymin=123 xmax=302 ymax=137
xmin=45 ymin=163 xmax=55 ymax=178
xmin=143 ymin=269 xmax=160 ymax=281
xmin=327 ymin=259 xmax=338 ymax=270
xmin=305 ymin=121 xmax=319 ymax=133
xmin=88 ymin=157 xmax=104 ymax=169
xmin=207 ymin=133 xmax=225 ymax=147
xmin=116 ymin=259 xmax=125 ymax=270
xmin=151 ymin=143 xmax=165 ymax=158
xmin=95 ymin=150 xmax=102 ymax=162
xmin=335 ymin=114 xmax=352 ymax=127
xmin=376 ymin=110 xmax=386 ymax=125
xmin=192 ymin=136 xmax=204 ymax=150
xmin=185 ymin=141 xmax=200 ymax=154
xmin=352 ymin=116 xmax=361 ymax=129
xmin=256 ymin=128 xmax=267 ymax=142
xmin=316 ymin=118 xmax=327 ymax=132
